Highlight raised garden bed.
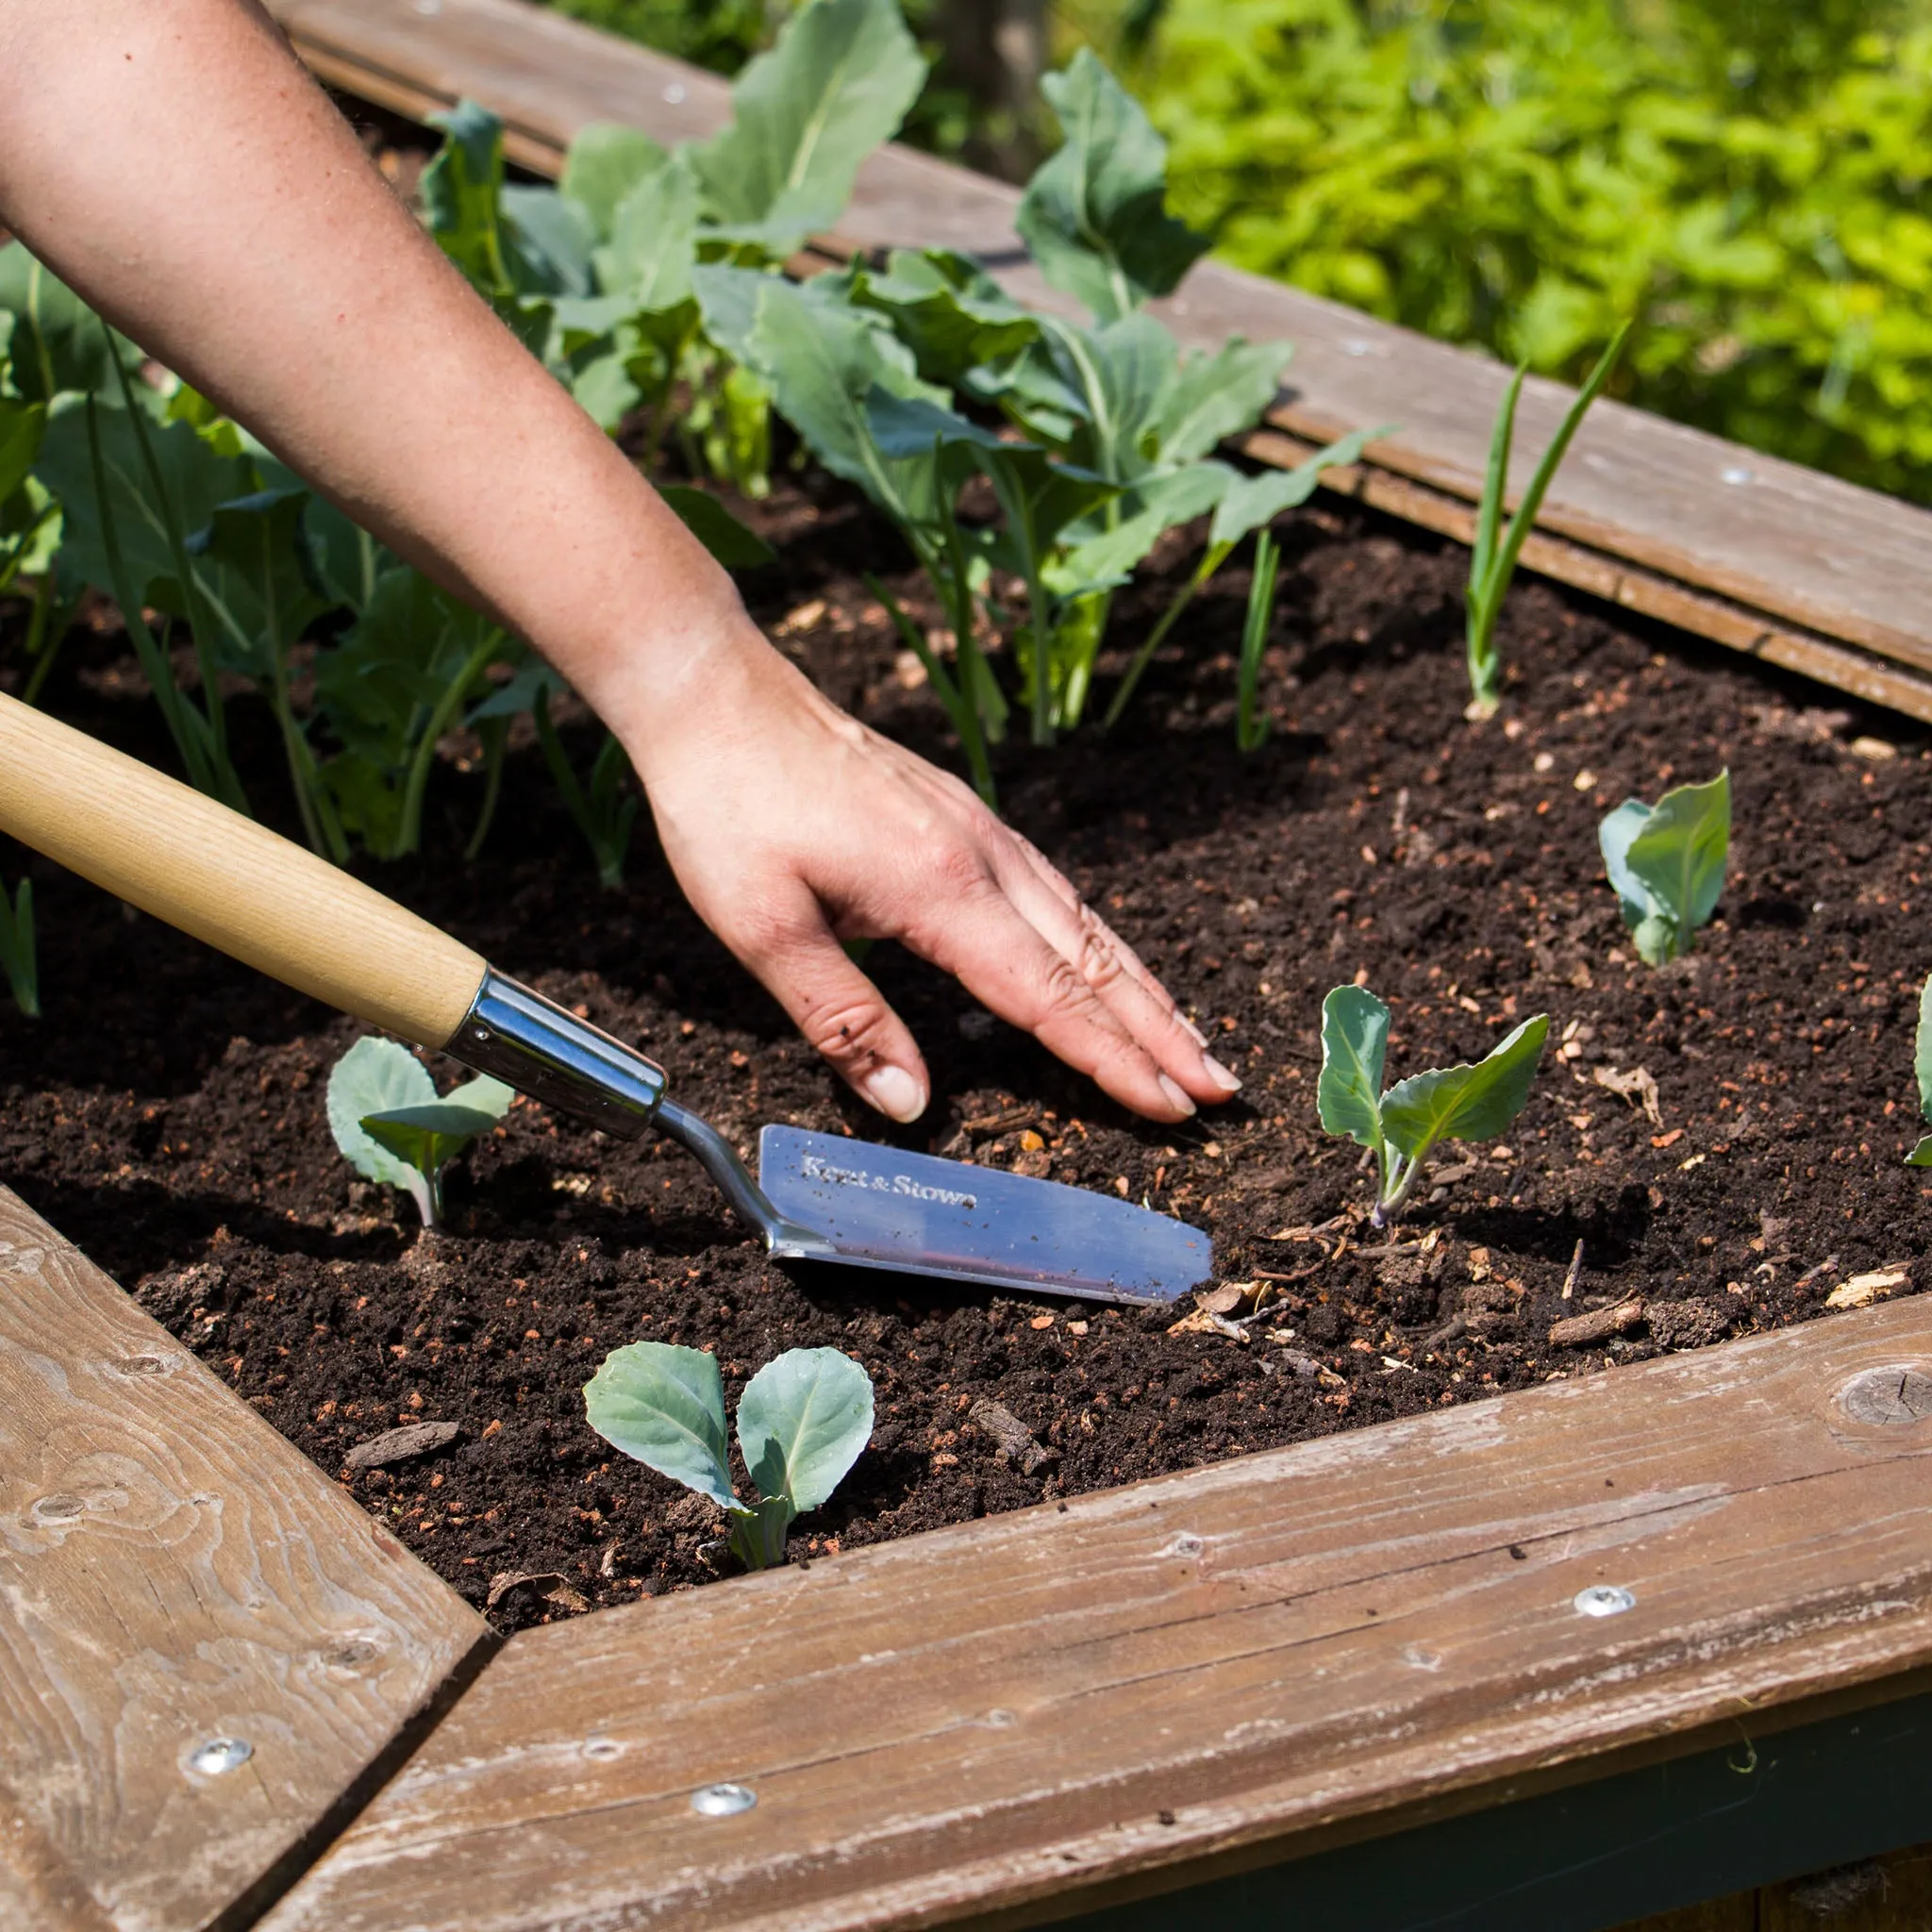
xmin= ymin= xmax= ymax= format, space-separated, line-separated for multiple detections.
xmin=8 ymin=458 xmax=1932 ymax=1632
xmin=9 ymin=7 xmax=1932 ymax=1928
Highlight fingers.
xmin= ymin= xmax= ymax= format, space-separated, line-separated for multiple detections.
xmin=990 ymin=831 xmax=1242 ymax=1108
xmin=905 ymin=865 xmax=1203 ymax=1123
xmin=730 ymin=881 xmax=931 ymax=1124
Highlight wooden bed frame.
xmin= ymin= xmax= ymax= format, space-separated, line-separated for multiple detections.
xmin=8 ymin=5 xmax=1932 ymax=1926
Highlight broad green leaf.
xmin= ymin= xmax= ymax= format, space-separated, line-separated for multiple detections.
xmin=736 ymin=1347 xmax=874 ymax=1513
xmin=1207 ymin=426 xmax=1385 ymax=552
xmin=1597 ymin=796 xmax=1657 ymax=932
xmin=658 ymin=482 xmax=775 ymax=569
xmin=1626 ymin=768 xmax=1730 ymax=931
xmin=0 ymin=396 xmax=46 ymax=505
xmin=170 ymin=490 xmax=335 ymax=682
xmin=1155 ymin=338 xmax=1292 ymax=468
xmin=585 ymin=1342 xmax=738 ymax=1511
xmin=0 ymin=244 xmax=127 ymax=401
xmin=593 ymin=151 xmax=701 ymax=309
xmin=692 ymin=261 xmax=778 ymax=364
xmin=1599 ymin=771 xmax=1730 ymax=963
xmin=560 ymin=125 xmax=671 ymax=241
xmin=360 ymin=1102 xmax=505 ymax=1186
xmin=36 ymin=396 xmax=254 ymax=603
xmin=423 ymin=100 xmax=513 ymax=296
xmin=1915 ymin=973 xmax=1932 ymax=1124
xmin=855 ymin=249 xmax=1040 ymax=387
xmin=1048 ymin=461 xmax=1233 ymax=594
xmin=501 ymin=185 xmax=595 ymax=298
xmin=1018 ymin=50 xmax=1208 ymax=324
xmin=691 ymin=0 xmax=925 ymax=250
xmin=741 ymin=277 xmax=942 ymax=525
xmin=1380 ymin=1014 xmax=1550 ymax=1161
xmin=1317 ymin=984 xmax=1390 ymax=1149
xmin=1042 ymin=312 xmax=1177 ymax=481
xmin=1909 ymin=1136 xmax=1932 ymax=1168
xmin=444 ymin=1074 xmax=516 ymax=1120
xmin=326 ymin=1037 xmax=434 ymax=1192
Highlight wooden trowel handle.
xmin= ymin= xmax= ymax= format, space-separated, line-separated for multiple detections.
xmin=0 ymin=691 xmax=485 ymax=1046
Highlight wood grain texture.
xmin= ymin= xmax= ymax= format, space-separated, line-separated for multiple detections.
xmin=265 ymin=0 xmax=1932 ymax=713
xmin=264 ymin=1295 xmax=1932 ymax=1932
xmin=0 ymin=1188 xmax=492 ymax=1932
xmin=0 ymin=693 xmax=486 ymax=1049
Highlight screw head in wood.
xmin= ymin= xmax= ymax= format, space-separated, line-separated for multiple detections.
xmin=1574 ymin=1585 xmax=1636 ymax=1618
xmin=690 ymin=1783 xmax=757 ymax=1817
xmin=188 ymin=1737 xmax=253 ymax=1776
xmin=1837 ymin=1366 xmax=1932 ymax=1428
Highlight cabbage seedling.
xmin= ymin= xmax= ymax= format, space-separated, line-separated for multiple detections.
xmin=326 ymin=1035 xmax=512 ymax=1228
xmin=1598 ymin=769 xmax=1730 ymax=966
xmin=1318 ymin=985 xmax=1548 ymax=1226
xmin=585 ymin=1341 xmax=874 ymax=1570
xmin=0 ymin=875 xmax=38 ymax=1018
xmin=1906 ymin=974 xmax=1932 ymax=1168
xmin=1464 ymin=322 xmax=1629 ymax=719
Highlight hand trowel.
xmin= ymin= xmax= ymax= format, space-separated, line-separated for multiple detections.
xmin=0 ymin=693 xmax=1211 ymax=1304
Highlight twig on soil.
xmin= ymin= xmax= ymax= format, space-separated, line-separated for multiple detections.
xmin=1561 ymin=1239 xmax=1586 ymax=1301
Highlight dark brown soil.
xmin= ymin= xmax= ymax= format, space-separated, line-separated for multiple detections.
xmin=6 ymin=454 xmax=1929 ymax=1633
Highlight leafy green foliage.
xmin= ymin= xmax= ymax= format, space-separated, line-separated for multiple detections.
xmin=1100 ymin=0 xmax=1932 ymax=508
xmin=1017 ymin=49 xmax=1208 ymax=325
xmin=1317 ymin=984 xmax=1547 ymax=1224
xmin=533 ymin=687 xmax=641 ymax=890
xmin=1465 ymin=324 xmax=1628 ymax=717
xmin=1907 ymin=974 xmax=1932 ymax=1167
xmin=0 ymin=876 xmax=39 ymax=1019
xmin=1598 ymin=770 xmax=1731 ymax=966
xmin=585 ymin=1341 xmax=874 ymax=1568
xmin=325 ymin=1036 xmax=512 ymax=1227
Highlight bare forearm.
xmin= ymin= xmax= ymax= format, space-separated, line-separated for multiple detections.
xmin=0 ymin=0 xmax=745 ymax=743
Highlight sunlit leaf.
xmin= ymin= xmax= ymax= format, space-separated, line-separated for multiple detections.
xmin=585 ymin=1342 xmax=738 ymax=1510
xmin=1381 ymin=1014 xmax=1549 ymax=1160
xmin=1317 ymin=984 xmax=1390 ymax=1150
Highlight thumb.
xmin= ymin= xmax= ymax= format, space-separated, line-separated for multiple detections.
xmin=740 ymin=891 xmax=931 ymax=1124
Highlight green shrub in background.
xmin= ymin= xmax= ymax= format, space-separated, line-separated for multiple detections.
xmin=1086 ymin=0 xmax=1932 ymax=504
xmin=553 ymin=0 xmax=1932 ymax=506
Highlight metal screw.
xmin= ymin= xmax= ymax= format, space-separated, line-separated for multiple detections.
xmin=1574 ymin=1585 xmax=1637 ymax=1618
xmin=188 ymin=1737 xmax=253 ymax=1776
xmin=1164 ymin=1532 xmax=1205 ymax=1558
xmin=662 ymin=82 xmax=688 ymax=105
xmin=1721 ymin=464 xmax=1754 ymax=485
xmin=690 ymin=1782 xmax=756 ymax=1817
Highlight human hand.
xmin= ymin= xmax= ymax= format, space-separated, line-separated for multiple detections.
xmin=617 ymin=627 xmax=1241 ymax=1125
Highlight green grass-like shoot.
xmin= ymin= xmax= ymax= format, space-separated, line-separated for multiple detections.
xmin=0 ymin=876 xmax=39 ymax=1019
xmin=1465 ymin=323 xmax=1630 ymax=719
xmin=1907 ymin=974 xmax=1932 ymax=1169
xmin=1235 ymin=527 xmax=1280 ymax=753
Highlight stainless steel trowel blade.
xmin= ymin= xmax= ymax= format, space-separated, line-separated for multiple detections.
xmin=757 ymin=1124 xmax=1212 ymax=1306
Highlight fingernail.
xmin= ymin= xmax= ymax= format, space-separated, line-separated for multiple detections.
xmin=1202 ymin=1054 xmax=1242 ymax=1095
xmin=859 ymin=1063 xmax=925 ymax=1124
xmin=1180 ymin=1013 xmax=1209 ymax=1048
xmin=1157 ymin=1073 xmax=1197 ymax=1117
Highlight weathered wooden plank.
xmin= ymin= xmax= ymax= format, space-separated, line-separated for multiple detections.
xmin=265 ymin=0 xmax=1932 ymax=716
xmin=263 ymin=1294 xmax=1932 ymax=1932
xmin=0 ymin=1186 xmax=493 ymax=1932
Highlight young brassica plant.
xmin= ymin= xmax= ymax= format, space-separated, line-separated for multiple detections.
xmin=1598 ymin=769 xmax=1730 ymax=967
xmin=1906 ymin=974 xmax=1932 ymax=1169
xmin=0 ymin=875 xmax=38 ymax=1018
xmin=326 ymin=1036 xmax=512 ymax=1229
xmin=1318 ymin=985 xmax=1548 ymax=1226
xmin=585 ymin=1342 xmax=874 ymax=1570
xmin=1464 ymin=322 xmax=1629 ymax=719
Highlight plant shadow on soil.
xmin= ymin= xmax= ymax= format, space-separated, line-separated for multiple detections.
xmin=5 ymin=460 xmax=1930 ymax=1632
